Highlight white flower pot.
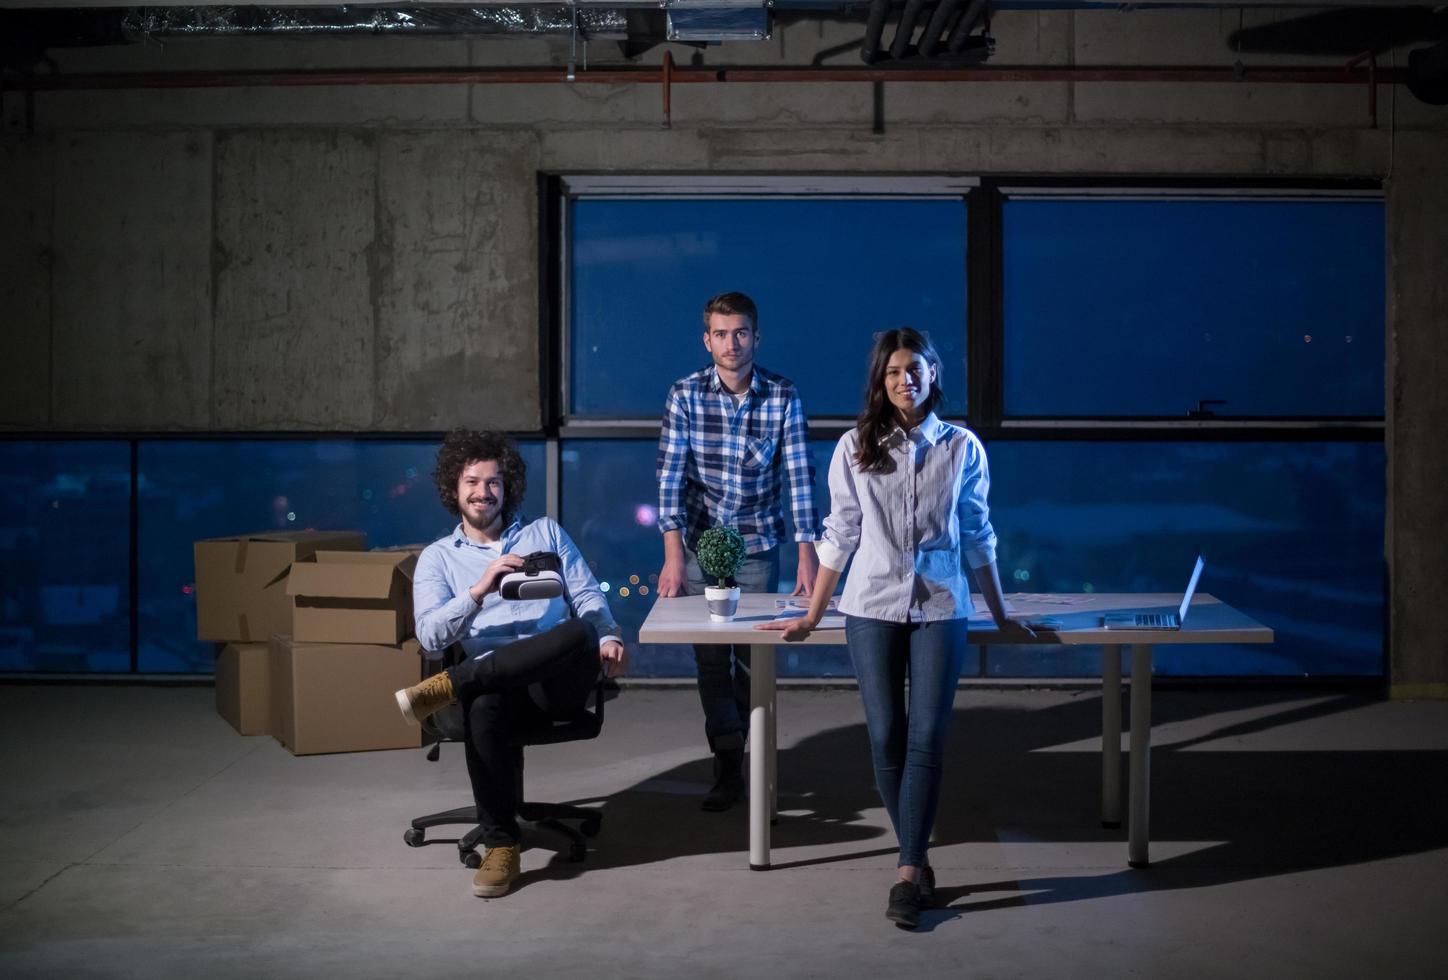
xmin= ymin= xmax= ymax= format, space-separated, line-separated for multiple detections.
xmin=705 ymin=585 xmax=741 ymax=622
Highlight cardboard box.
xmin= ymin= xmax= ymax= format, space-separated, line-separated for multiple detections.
xmin=215 ymin=642 xmax=272 ymax=736
xmin=373 ymin=543 xmax=429 ymax=561
xmin=194 ymin=531 xmax=365 ymax=643
xmin=269 ymin=635 xmax=423 ymax=756
xmin=287 ymin=550 xmax=418 ymax=644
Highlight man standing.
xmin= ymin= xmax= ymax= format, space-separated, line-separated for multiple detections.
xmin=395 ymin=428 xmax=626 ymax=899
xmin=656 ymin=291 xmax=821 ymax=811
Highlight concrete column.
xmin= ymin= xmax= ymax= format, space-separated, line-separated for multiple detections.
xmin=1386 ymin=132 xmax=1448 ymax=698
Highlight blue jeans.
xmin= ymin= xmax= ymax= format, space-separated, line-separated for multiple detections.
xmin=845 ymin=615 xmax=969 ymax=869
xmin=684 ymin=547 xmax=780 ymax=753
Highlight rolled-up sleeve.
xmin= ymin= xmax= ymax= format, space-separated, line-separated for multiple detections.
xmin=956 ymin=432 xmax=998 ymax=570
xmin=412 ymin=546 xmax=480 ymax=654
xmin=816 ymin=433 xmax=863 ymax=573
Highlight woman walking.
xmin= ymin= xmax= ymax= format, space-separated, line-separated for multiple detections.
xmin=757 ymin=328 xmax=1034 ymax=929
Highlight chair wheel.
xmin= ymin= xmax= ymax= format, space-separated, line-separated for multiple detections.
xmin=463 ymin=850 xmax=482 ymax=869
xmin=403 ymin=828 xmax=425 ymax=847
xmin=569 ymin=842 xmax=587 ymax=862
xmin=581 ymin=815 xmax=602 ymax=838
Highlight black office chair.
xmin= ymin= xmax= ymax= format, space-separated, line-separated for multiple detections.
xmin=402 ymin=644 xmax=606 ymax=866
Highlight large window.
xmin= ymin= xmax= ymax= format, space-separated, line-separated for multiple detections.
xmin=569 ymin=194 xmax=968 ymax=418
xmin=0 ymin=441 xmax=130 ymax=673
xmin=984 ymin=440 xmax=1385 ymax=677
xmin=1002 ymin=196 xmax=1384 ymax=418
xmin=558 ymin=178 xmax=1385 ymax=680
xmin=2 ymin=438 xmax=543 ymax=674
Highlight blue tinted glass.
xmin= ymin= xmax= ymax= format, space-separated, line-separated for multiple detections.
xmin=983 ymin=440 xmax=1384 ymax=676
xmin=0 ymin=441 xmax=131 ymax=673
xmin=1003 ymin=199 xmax=1385 ymax=417
xmin=560 ymin=438 xmax=851 ymax=677
xmin=138 ymin=439 xmax=545 ymax=673
xmin=570 ymin=198 xmax=967 ymax=417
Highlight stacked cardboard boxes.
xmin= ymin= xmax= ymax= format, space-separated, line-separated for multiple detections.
xmin=195 ymin=531 xmax=365 ymax=644
xmin=272 ymin=549 xmax=423 ymax=755
xmin=196 ymin=532 xmax=425 ymax=755
xmin=198 ymin=531 xmax=364 ymax=738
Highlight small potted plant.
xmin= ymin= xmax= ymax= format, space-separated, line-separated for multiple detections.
xmin=696 ymin=525 xmax=748 ymax=622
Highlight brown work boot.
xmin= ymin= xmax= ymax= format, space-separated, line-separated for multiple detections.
xmin=394 ymin=671 xmax=455 ymax=725
xmin=472 ymin=845 xmax=521 ymax=898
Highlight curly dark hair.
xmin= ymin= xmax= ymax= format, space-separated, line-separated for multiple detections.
xmin=433 ymin=428 xmax=528 ymax=525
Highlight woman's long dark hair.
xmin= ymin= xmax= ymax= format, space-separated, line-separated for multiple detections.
xmin=853 ymin=328 xmax=945 ymax=474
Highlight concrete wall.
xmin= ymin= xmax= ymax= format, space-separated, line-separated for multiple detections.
xmin=1 ymin=9 xmax=1445 ymax=687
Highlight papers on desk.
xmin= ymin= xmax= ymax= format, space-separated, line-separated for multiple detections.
xmin=774 ymin=597 xmax=839 ymax=612
xmin=993 ymin=593 xmax=1095 ymax=606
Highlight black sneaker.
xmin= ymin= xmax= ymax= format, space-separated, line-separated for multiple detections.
xmin=701 ymin=749 xmax=745 ymax=812
xmin=886 ymin=880 xmax=922 ymax=930
xmin=917 ymin=865 xmax=936 ymax=908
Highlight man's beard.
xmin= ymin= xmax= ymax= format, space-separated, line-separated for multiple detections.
xmin=461 ymin=499 xmax=502 ymax=531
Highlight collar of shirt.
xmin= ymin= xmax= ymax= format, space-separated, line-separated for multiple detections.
xmin=449 ymin=518 xmax=524 ymax=552
xmin=705 ymin=365 xmax=764 ymax=400
xmin=886 ymin=412 xmax=947 ymax=450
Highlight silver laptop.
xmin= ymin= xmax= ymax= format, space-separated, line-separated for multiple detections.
xmin=1102 ymin=555 xmax=1205 ymax=630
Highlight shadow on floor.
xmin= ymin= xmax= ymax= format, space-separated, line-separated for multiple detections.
xmin=428 ymin=690 xmax=1448 ymax=910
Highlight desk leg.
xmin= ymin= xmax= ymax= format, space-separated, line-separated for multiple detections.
xmin=1128 ymin=643 xmax=1153 ymax=868
xmin=760 ymin=645 xmax=778 ymax=824
xmin=749 ymin=644 xmax=776 ymax=871
xmin=1101 ymin=644 xmax=1123 ymax=829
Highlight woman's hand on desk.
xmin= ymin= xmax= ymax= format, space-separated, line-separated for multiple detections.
xmin=754 ymin=616 xmax=817 ymax=642
xmin=993 ymin=617 xmax=1039 ymax=640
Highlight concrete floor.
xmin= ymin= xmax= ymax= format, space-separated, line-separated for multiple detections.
xmin=1 ymin=683 xmax=1446 ymax=979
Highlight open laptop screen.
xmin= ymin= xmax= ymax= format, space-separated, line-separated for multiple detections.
xmin=1179 ymin=555 xmax=1207 ymax=623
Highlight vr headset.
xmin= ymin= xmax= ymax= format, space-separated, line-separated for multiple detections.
xmin=499 ymin=551 xmax=567 ymax=601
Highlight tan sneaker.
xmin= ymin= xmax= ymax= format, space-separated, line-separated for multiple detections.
xmin=394 ymin=671 xmax=455 ymax=725
xmin=472 ymin=845 xmax=521 ymax=898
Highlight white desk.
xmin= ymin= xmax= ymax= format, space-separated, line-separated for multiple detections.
xmin=638 ymin=591 xmax=1273 ymax=870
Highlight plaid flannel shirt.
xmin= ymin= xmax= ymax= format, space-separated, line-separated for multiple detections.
xmin=657 ymin=364 xmax=821 ymax=554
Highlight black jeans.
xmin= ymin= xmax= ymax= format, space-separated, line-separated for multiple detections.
xmin=446 ymin=618 xmax=601 ymax=847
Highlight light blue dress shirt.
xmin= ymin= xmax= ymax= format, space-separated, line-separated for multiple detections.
xmin=815 ymin=413 xmax=999 ymax=624
xmin=413 ymin=517 xmax=622 ymax=660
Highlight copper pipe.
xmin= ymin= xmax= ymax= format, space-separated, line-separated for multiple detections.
xmin=13 ymin=64 xmax=1412 ymax=91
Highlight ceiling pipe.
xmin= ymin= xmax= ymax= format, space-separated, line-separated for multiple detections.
xmin=888 ymin=0 xmax=930 ymax=60
xmin=860 ymin=0 xmax=889 ymax=64
xmin=917 ymin=0 xmax=962 ymax=60
xmin=11 ymin=63 xmax=1410 ymax=89
xmin=947 ymin=0 xmax=989 ymax=54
